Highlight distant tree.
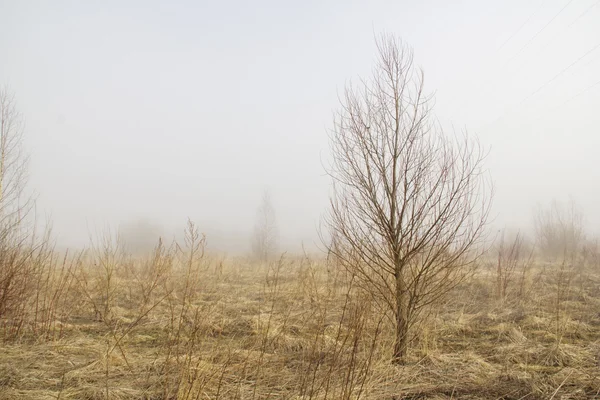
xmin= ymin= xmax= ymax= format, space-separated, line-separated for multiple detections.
xmin=119 ymin=219 xmax=164 ymax=255
xmin=252 ymin=190 xmax=278 ymax=262
xmin=533 ymin=198 xmax=584 ymax=263
xmin=324 ymin=35 xmax=492 ymax=364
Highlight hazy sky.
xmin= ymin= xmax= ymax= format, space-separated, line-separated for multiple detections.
xmin=1 ymin=0 xmax=599 ymax=251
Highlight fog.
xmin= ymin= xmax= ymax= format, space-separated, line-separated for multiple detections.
xmin=1 ymin=0 xmax=599 ymax=253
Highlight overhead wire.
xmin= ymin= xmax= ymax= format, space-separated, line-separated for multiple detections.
xmin=470 ymin=0 xmax=600 ymax=132
xmin=496 ymin=0 xmax=546 ymax=52
xmin=450 ymin=0 xmax=574 ymax=117
xmin=509 ymin=0 xmax=600 ymax=76
xmin=518 ymin=41 xmax=600 ymax=105
xmin=506 ymin=0 xmax=576 ymax=64
xmin=567 ymin=0 xmax=600 ymax=28
xmin=476 ymin=41 xmax=600 ymax=132
xmin=531 ymin=77 xmax=600 ymax=123
xmin=447 ymin=1 xmax=545 ymax=116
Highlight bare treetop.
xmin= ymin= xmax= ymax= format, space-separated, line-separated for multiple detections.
xmin=0 ymin=88 xmax=31 ymax=231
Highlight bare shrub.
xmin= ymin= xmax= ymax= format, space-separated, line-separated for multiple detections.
xmin=161 ymin=220 xmax=209 ymax=398
xmin=29 ymin=243 xmax=81 ymax=340
xmin=495 ymin=230 xmax=534 ymax=303
xmin=87 ymin=229 xmax=126 ymax=323
xmin=324 ymin=34 xmax=491 ymax=364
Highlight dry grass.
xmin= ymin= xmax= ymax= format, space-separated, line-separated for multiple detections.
xmin=1 ymin=232 xmax=600 ymax=399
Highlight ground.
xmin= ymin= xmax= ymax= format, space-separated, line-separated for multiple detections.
xmin=1 ymin=247 xmax=599 ymax=399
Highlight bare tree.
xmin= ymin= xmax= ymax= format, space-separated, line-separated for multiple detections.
xmin=252 ymin=190 xmax=278 ymax=262
xmin=324 ymin=35 xmax=492 ymax=364
xmin=0 ymin=87 xmax=36 ymax=323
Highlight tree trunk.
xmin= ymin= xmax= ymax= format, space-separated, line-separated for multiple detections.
xmin=393 ymin=272 xmax=409 ymax=364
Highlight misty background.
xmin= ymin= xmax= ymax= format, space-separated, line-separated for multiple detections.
xmin=1 ymin=0 xmax=599 ymax=253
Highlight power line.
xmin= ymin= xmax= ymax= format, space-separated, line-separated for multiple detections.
xmin=568 ymin=0 xmax=600 ymax=28
xmin=451 ymin=0 xmax=574 ymax=117
xmin=496 ymin=0 xmax=546 ymax=52
xmin=579 ymin=50 xmax=600 ymax=69
xmin=504 ymin=76 xmax=600 ymax=126
xmin=510 ymin=0 xmax=600 ymax=73
xmin=533 ymin=77 xmax=600 ymax=122
xmin=507 ymin=0 xmax=576 ymax=64
xmin=478 ymin=41 xmax=600 ymax=132
xmin=558 ymin=76 xmax=600 ymax=108
xmin=519 ymin=41 xmax=600 ymax=105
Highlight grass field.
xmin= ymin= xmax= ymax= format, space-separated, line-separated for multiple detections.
xmin=1 ymin=229 xmax=600 ymax=399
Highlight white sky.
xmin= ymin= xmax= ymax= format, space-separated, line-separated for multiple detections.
xmin=1 ymin=0 xmax=599 ymax=251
